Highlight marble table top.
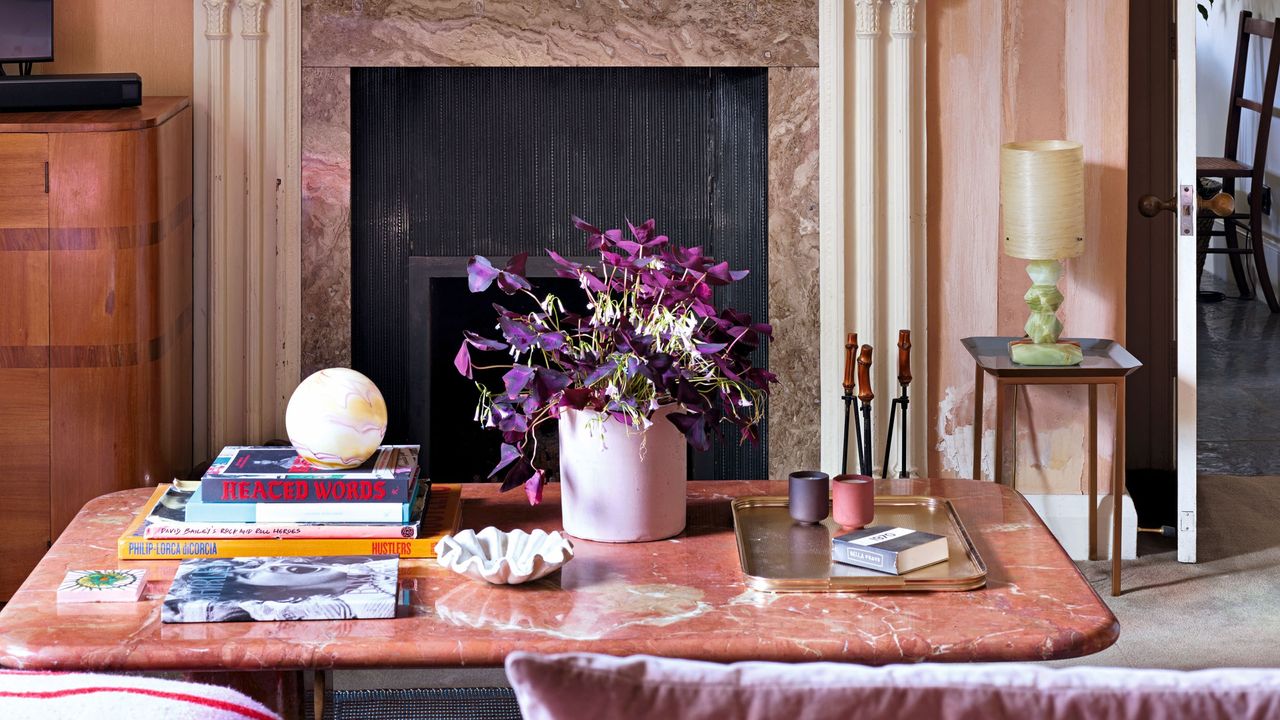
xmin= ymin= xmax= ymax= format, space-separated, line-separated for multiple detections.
xmin=0 ymin=479 xmax=1117 ymax=671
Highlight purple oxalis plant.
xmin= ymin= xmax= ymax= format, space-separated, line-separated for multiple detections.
xmin=455 ymin=217 xmax=776 ymax=505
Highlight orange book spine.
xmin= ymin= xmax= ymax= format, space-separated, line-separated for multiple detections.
xmin=117 ymin=485 xmax=462 ymax=560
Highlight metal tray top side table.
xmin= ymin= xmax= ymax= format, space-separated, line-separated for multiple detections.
xmin=963 ymin=337 xmax=1142 ymax=597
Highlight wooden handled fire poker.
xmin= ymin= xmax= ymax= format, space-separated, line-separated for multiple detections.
xmin=882 ymin=330 xmax=913 ymax=479
xmin=857 ymin=345 xmax=874 ymax=477
xmin=841 ymin=333 xmax=861 ymax=475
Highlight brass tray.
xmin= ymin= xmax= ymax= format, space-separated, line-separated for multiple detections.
xmin=731 ymin=496 xmax=988 ymax=592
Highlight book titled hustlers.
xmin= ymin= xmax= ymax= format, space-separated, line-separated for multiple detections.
xmin=160 ymin=555 xmax=399 ymax=623
xmin=201 ymin=445 xmax=419 ymax=503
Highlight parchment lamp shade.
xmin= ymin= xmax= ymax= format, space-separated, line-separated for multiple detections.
xmin=1000 ymin=140 xmax=1085 ymax=365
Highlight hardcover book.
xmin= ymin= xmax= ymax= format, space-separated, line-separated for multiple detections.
xmin=201 ymin=445 xmax=419 ymax=503
xmin=185 ymin=482 xmax=420 ymax=524
xmin=160 ymin=555 xmax=399 ymax=623
xmin=118 ymin=483 xmax=462 ymax=560
xmin=56 ymin=569 xmax=148 ymax=603
xmin=144 ymin=486 xmax=428 ymax=539
xmin=831 ymin=526 xmax=949 ymax=575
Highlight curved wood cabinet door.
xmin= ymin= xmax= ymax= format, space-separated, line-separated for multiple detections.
xmin=0 ymin=98 xmax=192 ymax=599
xmin=0 ymin=134 xmax=52 ymax=600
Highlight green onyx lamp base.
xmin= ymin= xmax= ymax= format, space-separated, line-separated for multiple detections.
xmin=1009 ymin=339 xmax=1083 ymax=366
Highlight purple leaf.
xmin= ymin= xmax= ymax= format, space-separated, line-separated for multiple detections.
xmin=496 ymin=270 xmax=532 ymax=294
xmin=627 ymin=218 xmax=656 ymax=243
xmin=524 ymin=469 xmax=546 ymax=505
xmin=499 ymin=316 xmax=539 ymax=352
xmin=494 ymin=404 xmax=529 ymax=434
xmin=530 ymin=367 xmax=572 ymax=405
xmin=571 ymin=216 xmax=602 ymax=235
xmin=489 ymin=443 xmax=521 ymax=477
xmin=583 ymin=359 xmax=619 ymax=386
xmin=505 ymin=252 xmax=529 ymax=277
xmin=540 ymin=331 xmax=567 ymax=352
xmin=454 ymin=342 xmax=473 ymax=378
xmin=463 ymin=330 xmax=507 ymax=351
xmin=547 ymin=249 xmax=583 ymax=270
xmin=503 ymin=365 xmax=536 ymax=398
xmin=669 ymin=411 xmax=711 ymax=451
xmin=580 ymin=271 xmax=607 ymax=292
xmin=499 ymin=456 xmax=536 ymax=492
xmin=557 ymin=387 xmax=599 ymax=412
xmin=705 ymin=261 xmax=749 ymax=286
xmin=467 ymin=256 xmax=501 ymax=293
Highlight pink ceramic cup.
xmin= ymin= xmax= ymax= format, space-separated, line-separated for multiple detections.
xmin=832 ymin=474 xmax=875 ymax=529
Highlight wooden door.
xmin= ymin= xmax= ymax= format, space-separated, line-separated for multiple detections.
xmin=0 ymin=133 xmax=51 ymax=599
xmin=1127 ymin=0 xmax=1177 ymax=475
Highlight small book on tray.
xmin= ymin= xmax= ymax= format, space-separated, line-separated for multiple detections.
xmin=160 ymin=555 xmax=399 ymax=623
xmin=831 ymin=526 xmax=949 ymax=575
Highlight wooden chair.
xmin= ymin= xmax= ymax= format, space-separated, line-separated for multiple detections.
xmin=1199 ymin=10 xmax=1280 ymax=313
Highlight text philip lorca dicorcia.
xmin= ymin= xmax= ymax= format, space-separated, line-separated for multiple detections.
xmin=217 ymin=479 xmax=388 ymax=501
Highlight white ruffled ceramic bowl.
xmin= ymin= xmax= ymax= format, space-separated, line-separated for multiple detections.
xmin=436 ymin=527 xmax=574 ymax=585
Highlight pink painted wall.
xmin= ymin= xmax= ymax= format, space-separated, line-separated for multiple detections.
xmin=926 ymin=0 xmax=1129 ymax=493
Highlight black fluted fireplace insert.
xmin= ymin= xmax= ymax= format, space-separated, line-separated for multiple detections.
xmin=350 ymin=66 xmax=768 ymax=483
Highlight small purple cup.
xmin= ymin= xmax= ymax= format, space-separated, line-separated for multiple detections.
xmin=788 ymin=470 xmax=830 ymax=524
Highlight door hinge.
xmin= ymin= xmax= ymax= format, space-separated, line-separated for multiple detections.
xmin=1179 ymin=510 xmax=1195 ymax=532
xmin=1170 ymin=21 xmax=1177 ymax=61
xmin=43 ymin=162 xmax=49 ymax=194
xmin=1170 ymin=339 xmax=1177 ymax=375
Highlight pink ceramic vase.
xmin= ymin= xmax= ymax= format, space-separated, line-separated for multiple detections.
xmin=558 ymin=405 xmax=688 ymax=543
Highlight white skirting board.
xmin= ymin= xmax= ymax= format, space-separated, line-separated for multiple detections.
xmin=1020 ymin=493 xmax=1137 ymax=561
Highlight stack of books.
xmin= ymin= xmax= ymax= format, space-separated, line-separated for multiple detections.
xmin=117 ymin=444 xmax=461 ymax=560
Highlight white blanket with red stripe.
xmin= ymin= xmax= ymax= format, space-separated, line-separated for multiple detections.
xmin=0 ymin=670 xmax=281 ymax=720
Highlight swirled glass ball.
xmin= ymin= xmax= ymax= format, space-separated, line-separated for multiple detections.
xmin=285 ymin=368 xmax=388 ymax=469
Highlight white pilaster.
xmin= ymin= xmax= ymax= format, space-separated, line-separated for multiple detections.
xmin=202 ymin=0 xmax=234 ymax=452
xmin=887 ymin=0 xmax=921 ymax=476
xmin=819 ymin=0 xmax=850 ymax=476
xmin=854 ymin=0 xmax=882 ymax=473
xmin=242 ymin=0 xmax=268 ymax=443
xmin=196 ymin=0 xmax=301 ymax=451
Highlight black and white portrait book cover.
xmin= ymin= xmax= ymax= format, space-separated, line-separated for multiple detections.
xmin=161 ymin=555 xmax=399 ymax=623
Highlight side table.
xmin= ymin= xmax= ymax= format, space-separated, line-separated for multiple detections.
xmin=963 ymin=337 xmax=1142 ymax=596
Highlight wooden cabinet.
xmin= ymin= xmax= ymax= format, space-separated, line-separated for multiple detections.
xmin=0 ymin=98 xmax=192 ymax=599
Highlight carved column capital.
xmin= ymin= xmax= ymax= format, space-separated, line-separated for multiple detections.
xmin=241 ymin=0 xmax=269 ymax=38
xmin=203 ymin=0 xmax=232 ymax=39
xmin=240 ymin=0 xmax=268 ymax=37
xmin=854 ymin=0 xmax=883 ymax=38
xmin=890 ymin=0 xmax=918 ymax=38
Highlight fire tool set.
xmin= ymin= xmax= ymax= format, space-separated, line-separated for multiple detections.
xmin=840 ymin=330 xmax=913 ymax=479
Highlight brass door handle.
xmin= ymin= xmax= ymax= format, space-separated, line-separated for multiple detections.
xmin=1138 ymin=191 xmax=1234 ymax=218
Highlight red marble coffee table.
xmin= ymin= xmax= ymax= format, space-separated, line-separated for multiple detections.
xmin=0 ymin=479 xmax=1117 ymax=712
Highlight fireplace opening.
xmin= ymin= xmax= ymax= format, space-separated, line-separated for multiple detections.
xmin=351 ymin=66 xmax=768 ymax=482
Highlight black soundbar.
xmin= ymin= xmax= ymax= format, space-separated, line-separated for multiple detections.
xmin=0 ymin=73 xmax=142 ymax=112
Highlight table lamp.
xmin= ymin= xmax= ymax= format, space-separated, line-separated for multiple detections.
xmin=1000 ymin=140 xmax=1085 ymax=366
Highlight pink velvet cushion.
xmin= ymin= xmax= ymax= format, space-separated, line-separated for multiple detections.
xmin=0 ymin=670 xmax=281 ymax=720
xmin=505 ymin=652 xmax=1280 ymax=720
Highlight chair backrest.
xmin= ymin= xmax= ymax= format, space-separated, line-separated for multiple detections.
xmin=1223 ymin=11 xmax=1280 ymax=183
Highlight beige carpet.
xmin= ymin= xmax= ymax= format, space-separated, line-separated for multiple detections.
xmin=1054 ymin=474 xmax=1280 ymax=669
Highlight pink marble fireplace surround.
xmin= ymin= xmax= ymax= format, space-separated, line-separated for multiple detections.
xmin=300 ymin=1 xmax=820 ymax=477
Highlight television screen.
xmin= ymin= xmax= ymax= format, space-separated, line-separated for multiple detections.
xmin=0 ymin=0 xmax=54 ymax=64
